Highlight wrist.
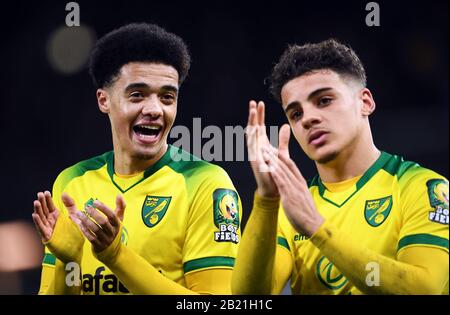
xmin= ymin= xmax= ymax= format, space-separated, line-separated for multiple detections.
xmin=256 ymin=187 xmax=279 ymax=199
xmin=94 ymin=225 xmax=123 ymax=264
xmin=309 ymin=219 xmax=335 ymax=248
xmin=254 ymin=191 xmax=280 ymax=213
xmin=301 ymin=215 xmax=325 ymax=238
xmin=45 ymin=216 xmax=84 ymax=263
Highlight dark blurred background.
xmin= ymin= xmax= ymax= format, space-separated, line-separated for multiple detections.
xmin=0 ymin=0 xmax=448 ymax=294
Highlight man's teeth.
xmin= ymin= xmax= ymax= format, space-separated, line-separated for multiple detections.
xmin=140 ymin=125 xmax=161 ymax=130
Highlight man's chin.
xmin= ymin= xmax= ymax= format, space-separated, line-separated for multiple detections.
xmin=133 ymin=152 xmax=157 ymax=161
xmin=131 ymin=144 xmax=166 ymax=161
xmin=311 ymin=148 xmax=339 ymax=165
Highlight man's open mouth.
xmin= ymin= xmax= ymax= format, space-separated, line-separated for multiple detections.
xmin=132 ymin=124 xmax=163 ymax=143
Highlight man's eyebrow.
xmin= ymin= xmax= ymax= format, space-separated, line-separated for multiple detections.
xmin=284 ymin=101 xmax=300 ymax=114
xmin=160 ymin=85 xmax=179 ymax=94
xmin=284 ymin=87 xmax=334 ymax=113
xmin=124 ymin=82 xmax=149 ymax=92
xmin=307 ymin=87 xmax=333 ymax=101
xmin=124 ymin=83 xmax=179 ymax=94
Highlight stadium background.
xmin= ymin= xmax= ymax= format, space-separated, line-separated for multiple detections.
xmin=0 ymin=0 xmax=448 ymax=294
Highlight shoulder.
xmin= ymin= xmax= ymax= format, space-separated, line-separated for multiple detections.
xmin=166 ymin=145 xmax=231 ymax=183
xmin=53 ymin=151 xmax=112 ymax=191
xmin=378 ymin=153 xmax=448 ymax=212
xmin=381 ymin=153 xmax=447 ymax=189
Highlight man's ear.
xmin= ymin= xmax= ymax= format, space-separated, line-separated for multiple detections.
xmin=360 ymin=88 xmax=376 ymax=117
xmin=97 ymin=88 xmax=110 ymax=114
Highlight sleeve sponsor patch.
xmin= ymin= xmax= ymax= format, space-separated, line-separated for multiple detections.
xmin=213 ymin=189 xmax=239 ymax=243
xmin=427 ymin=179 xmax=449 ymax=225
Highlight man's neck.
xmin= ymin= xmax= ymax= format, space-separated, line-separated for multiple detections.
xmin=113 ymin=144 xmax=168 ymax=176
xmin=315 ymin=137 xmax=380 ymax=183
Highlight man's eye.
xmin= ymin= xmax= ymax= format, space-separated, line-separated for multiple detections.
xmin=130 ymin=92 xmax=144 ymax=98
xmin=161 ymin=94 xmax=175 ymax=102
xmin=291 ymin=111 xmax=302 ymax=120
xmin=318 ymin=97 xmax=332 ymax=106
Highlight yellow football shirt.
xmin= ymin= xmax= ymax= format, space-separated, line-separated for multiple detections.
xmin=277 ymin=151 xmax=449 ymax=294
xmin=40 ymin=145 xmax=242 ymax=294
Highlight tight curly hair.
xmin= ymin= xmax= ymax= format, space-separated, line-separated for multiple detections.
xmin=268 ymin=39 xmax=366 ymax=103
xmin=89 ymin=23 xmax=191 ymax=89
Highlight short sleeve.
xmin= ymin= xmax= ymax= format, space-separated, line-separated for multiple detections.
xmin=397 ymin=169 xmax=449 ymax=254
xmin=182 ymin=165 xmax=242 ymax=275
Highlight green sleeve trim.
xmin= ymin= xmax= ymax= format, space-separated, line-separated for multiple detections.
xmin=166 ymin=145 xmax=208 ymax=176
xmin=398 ymin=234 xmax=449 ymax=252
xmin=183 ymin=256 xmax=235 ymax=273
xmin=277 ymin=237 xmax=290 ymax=251
xmin=43 ymin=253 xmax=56 ymax=266
xmin=59 ymin=152 xmax=110 ymax=191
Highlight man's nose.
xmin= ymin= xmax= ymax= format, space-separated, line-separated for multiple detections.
xmin=141 ymin=95 xmax=163 ymax=117
xmin=301 ymin=107 xmax=322 ymax=130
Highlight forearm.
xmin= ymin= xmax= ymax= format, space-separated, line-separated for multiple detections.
xmin=52 ymin=259 xmax=82 ymax=295
xmin=41 ymin=216 xmax=83 ymax=295
xmin=311 ymin=220 xmax=445 ymax=294
xmin=95 ymin=228 xmax=197 ymax=295
xmin=232 ymin=192 xmax=280 ymax=295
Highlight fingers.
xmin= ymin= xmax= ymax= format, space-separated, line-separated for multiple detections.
xmin=32 ymin=212 xmax=49 ymax=241
xmin=247 ymin=100 xmax=257 ymax=127
xmin=85 ymin=205 xmax=113 ymax=232
xmin=264 ymin=154 xmax=287 ymax=194
xmin=257 ymin=101 xmax=265 ymax=126
xmin=77 ymin=216 xmax=98 ymax=243
xmin=276 ymin=147 xmax=306 ymax=184
xmin=34 ymin=199 xmax=49 ymax=226
xmin=61 ymin=192 xmax=78 ymax=215
xmin=278 ymin=124 xmax=291 ymax=159
xmin=263 ymin=146 xmax=298 ymax=186
xmin=115 ymin=195 xmax=126 ymax=222
xmin=93 ymin=200 xmax=120 ymax=227
xmin=77 ymin=210 xmax=108 ymax=243
xmin=37 ymin=192 xmax=50 ymax=220
xmin=78 ymin=199 xmax=122 ymax=253
xmin=246 ymin=101 xmax=259 ymax=162
xmin=44 ymin=191 xmax=58 ymax=213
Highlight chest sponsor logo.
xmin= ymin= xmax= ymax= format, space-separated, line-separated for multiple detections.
xmin=316 ymin=256 xmax=348 ymax=290
xmin=142 ymin=196 xmax=172 ymax=228
xmin=213 ymin=189 xmax=239 ymax=243
xmin=427 ymin=179 xmax=449 ymax=225
xmin=364 ymin=195 xmax=393 ymax=227
xmin=82 ymin=267 xmax=129 ymax=295
xmin=294 ymin=234 xmax=309 ymax=241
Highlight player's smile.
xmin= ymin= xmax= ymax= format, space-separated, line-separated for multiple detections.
xmin=132 ymin=121 xmax=164 ymax=145
xmin=97 ymin=62 xmax=179 ymax=167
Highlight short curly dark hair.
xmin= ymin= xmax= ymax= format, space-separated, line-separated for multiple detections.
xmin=268 ymin=39 xmax=366 ymax=103
xmin=89 ymin=23 xmax=191 ymax=88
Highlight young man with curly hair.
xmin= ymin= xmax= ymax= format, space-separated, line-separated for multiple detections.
xmin=32 ymin=23 xmax=241 ymax=295
xmin=232 ymin=39 xmax=448 ymax=294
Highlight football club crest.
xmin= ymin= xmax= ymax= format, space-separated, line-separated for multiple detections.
xmin=213 ymin=189 xmax=239 ymax=243
xmin=427 ymin=179 xmax=449 ymax=225
xmin=364 ymin=195 xmax=393 ymax=227
xmin=142 ymin=196 xmax=171 ymax=228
